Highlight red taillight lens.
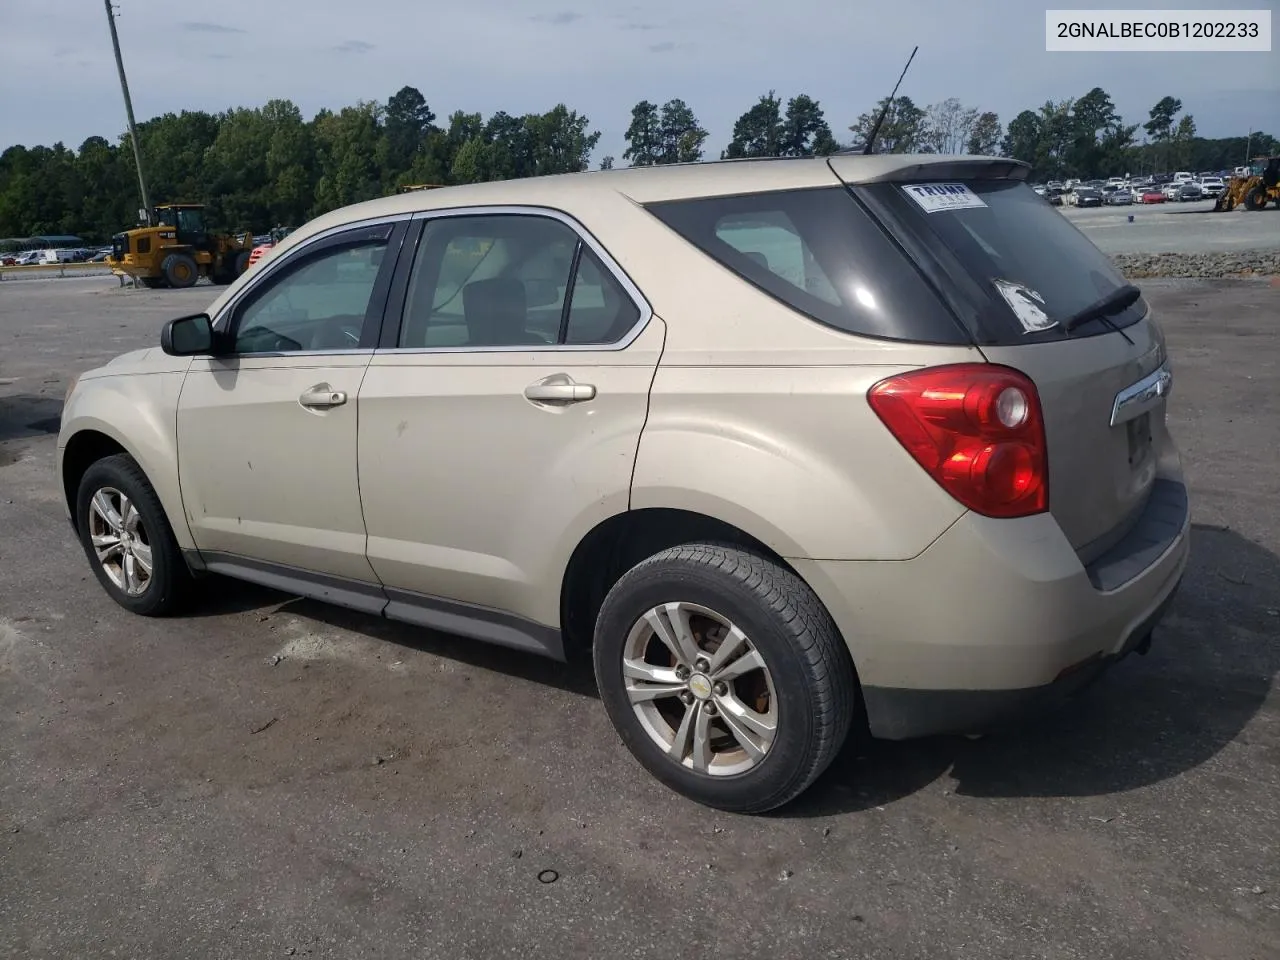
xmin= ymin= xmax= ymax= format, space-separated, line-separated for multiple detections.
xmin=867 ymin=364 xmax=1048 ymax=518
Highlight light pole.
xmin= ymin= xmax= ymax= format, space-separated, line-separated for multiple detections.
xmin=103 ymin=0 xmax=152 ymax=225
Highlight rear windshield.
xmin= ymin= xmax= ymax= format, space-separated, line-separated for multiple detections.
xmin=644 ymin=187 xmax=970 ymax=344
xmin=856 ymin=179 xmax=1146 ymax=343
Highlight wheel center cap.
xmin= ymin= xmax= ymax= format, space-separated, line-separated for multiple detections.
xmin=687 ymin=674 xmax=713 ymax=700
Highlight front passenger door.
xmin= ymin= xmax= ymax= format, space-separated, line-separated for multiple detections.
xmin=177 ymin=221 xmax=405 ymax=591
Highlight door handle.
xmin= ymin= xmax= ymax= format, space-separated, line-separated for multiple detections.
xmin=299 ymin=385 xmax=348 ymax=409
xmin=524 ymin=374 xmax=596 ymax=404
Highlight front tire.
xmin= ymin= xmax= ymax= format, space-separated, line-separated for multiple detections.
xmin=76 ymin=454 xmax=192 ymax=616
xmin=161 ymin=252 xmax=199 ymax=288
xmin=1244 ymin=186 xmax=1268 ymax=211
xmin=593 ymin=543 xmax=857 ymax=813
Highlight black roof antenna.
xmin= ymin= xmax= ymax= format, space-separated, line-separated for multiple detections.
xmin=863 ymin=46 xmax=919 ymax=155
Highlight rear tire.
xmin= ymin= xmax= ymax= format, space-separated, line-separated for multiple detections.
xmin=592 ymin=543 xmax=857 ymax=813
xmin=75 ymin=454 xmax=192 ymax=617
xmin=161 ymin=252 xmax=199 ymax=289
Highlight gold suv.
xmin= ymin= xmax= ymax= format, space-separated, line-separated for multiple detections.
xmin=58 ymin=156 xmax=1190 ymax=812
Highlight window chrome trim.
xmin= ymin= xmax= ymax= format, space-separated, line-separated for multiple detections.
xmin=1111 ymin=361 xmax=1172 ymax=427
xmin=210 ymin=212 xmax=415 ymax=336
xmin=382 ymin=204 xmax=654 ymax=354
xmin=213 ymin=348 xmax=377 ymax=360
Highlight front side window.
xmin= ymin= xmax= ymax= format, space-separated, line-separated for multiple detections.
xmin=232 ymin=238 xmax=388 ymax=353
xmin=399 ymin=214 xmax=641 ymax=349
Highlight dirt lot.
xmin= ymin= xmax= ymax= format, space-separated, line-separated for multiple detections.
xmin=2 ymin=277 xmax=1278 ymax=960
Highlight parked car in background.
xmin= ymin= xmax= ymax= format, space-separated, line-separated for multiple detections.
xmin=1174 ymin=181 xmax=1203 ymax=202
xmin=1140 ymin=188 xmax=1166 ymax=204
xmin=58 ymin=155 xmax=1189 ymax=813
xmin=1198 ymin=176 xmax=1225 ymax=198
xmin=1130 ymin=180 xmax=1159 ymax=201
xmin=1104 ymin=186 xmax=1133 ymax=206
xmin=1072 ymin=187 xmax=1103 ymax=208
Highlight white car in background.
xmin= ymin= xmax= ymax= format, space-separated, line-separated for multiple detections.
xmin=1103 ymin=185 xmax=1133 ymax=206
xmin=1198 ymin=177 xmax=1225 ymax=198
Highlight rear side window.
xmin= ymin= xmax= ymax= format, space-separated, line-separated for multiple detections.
xmin=645 ymin=188 xmax=969 ymax=344
xmin=857 ymin=179 xmax=1145 ymax=343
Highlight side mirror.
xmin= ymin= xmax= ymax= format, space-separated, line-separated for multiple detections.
xmin=161 ymin=313 xmax=216 ymax=356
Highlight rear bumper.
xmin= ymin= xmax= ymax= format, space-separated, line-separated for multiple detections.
xmin=791 ymin=477 xmax=1190 ymax=740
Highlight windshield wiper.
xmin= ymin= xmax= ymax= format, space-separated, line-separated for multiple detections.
xmin=1057 ymin=283 xmax=1140 ymax=343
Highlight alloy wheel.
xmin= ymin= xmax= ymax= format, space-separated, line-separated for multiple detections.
xmin=622 ymin=601 xmax=777 ymax=776
xmin=88 ymin=486 xmax=153 ymax=596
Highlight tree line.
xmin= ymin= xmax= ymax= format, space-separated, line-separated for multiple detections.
xmin=1 ymin=84 xmax=1273 ymax=244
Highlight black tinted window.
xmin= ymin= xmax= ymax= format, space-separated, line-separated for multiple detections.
xmin=563 ymin=248 xmax=641 ymax=345
xmin=859 ymin=179 xmax=1144 ymax=342
xmin=645 ymin=187 xmax=966 ymax=344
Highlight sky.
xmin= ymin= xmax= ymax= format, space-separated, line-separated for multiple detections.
xmin=1 ymin=0 xmax=1276 ymax=162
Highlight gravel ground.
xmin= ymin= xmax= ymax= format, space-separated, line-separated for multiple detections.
xmin=1 ymin=277 xmax=1278 ymax=959
xmin=1115 ymin=251 xmax=1280 ymax=278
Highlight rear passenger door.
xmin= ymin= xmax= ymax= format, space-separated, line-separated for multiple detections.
xmin=356 ymin=210 xmax=664 ymax=644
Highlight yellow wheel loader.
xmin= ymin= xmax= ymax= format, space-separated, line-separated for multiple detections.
xmin=107 ymin=204 xmax=254 ymax=288
xmin=1213 ymin=156 xmax=1280 ymax=212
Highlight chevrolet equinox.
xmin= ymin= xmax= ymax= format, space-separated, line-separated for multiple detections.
xmin=58 ymin=155 xmax=1189 ymax=812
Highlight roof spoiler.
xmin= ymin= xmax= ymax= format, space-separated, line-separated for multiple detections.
xmin=830 ymin=156 xmax=1032 ymax=185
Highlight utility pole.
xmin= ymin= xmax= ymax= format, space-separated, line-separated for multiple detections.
xmin=103 ymin=0 xmax=152 ymax=225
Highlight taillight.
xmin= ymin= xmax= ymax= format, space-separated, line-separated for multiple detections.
xmin=867 ymin=363 xmax=1048 ymax=519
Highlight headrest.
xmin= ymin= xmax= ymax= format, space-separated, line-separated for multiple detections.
xmin=463 ymin=278 xmax=527 ymax=345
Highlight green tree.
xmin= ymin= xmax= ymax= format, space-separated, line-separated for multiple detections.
xmin=311 ymin=102 xmax=384 ymax=214
xmin=1144 ymin=96 xmax=1182 ymax=171
xmin=723 ymin=91 xmax=785 ymax=158
xmin=204 ymin=106 xmax=274 ymax=227
xmin=966 ymin=111 xmax=1002 ymax=154
xmin=781 ymin=94 xmax=837 ymax=156
xmin=1171 ymin=114 xmax=1197 ymax=169
xmin=623 ymin=100 xmax=661 ymax=166
xmin=1065 ymin=87 xmax=1120 ymax=178
xmin=658 ymin=99 xmax=708 ymax=163
xmin=1143 ymin=96 xmax=1182 ymax=142
xmin=1000 ymin=110 xmax=1042 ymax=165
xmin=523 ymin=104 xmax=600 ymax=175
xmin=849 ymin=95 xmax=925 ymax=153
xmin=383 ymin=85 xmax=436 ymax=181
xmin=484 ymin=111 xmax=533 ymax=180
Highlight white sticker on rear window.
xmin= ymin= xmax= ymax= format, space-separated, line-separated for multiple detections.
xmin=992 ymin=279 xmax=1056 ymax=334
xmin=903 ymin=183 xmax=988 ymax=213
